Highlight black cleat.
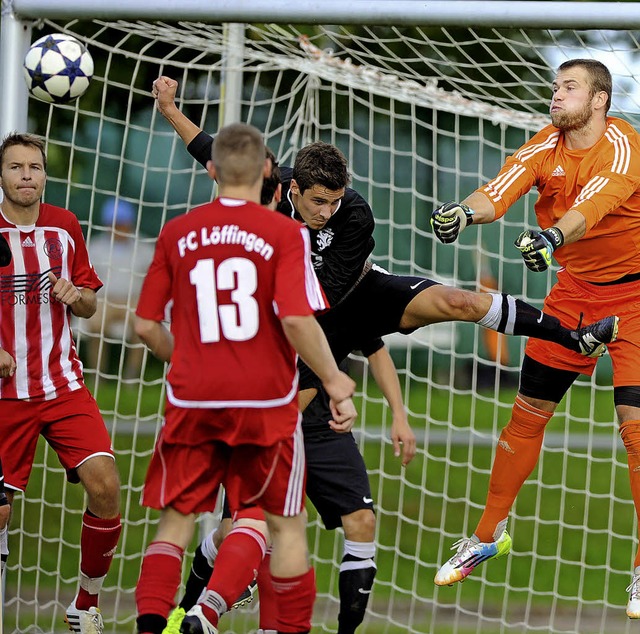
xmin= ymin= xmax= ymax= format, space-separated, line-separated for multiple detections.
xmin=231 ymin=579 xmax=257 ymax=610
xmin=573 ymin=315 xmax=619 ymax=358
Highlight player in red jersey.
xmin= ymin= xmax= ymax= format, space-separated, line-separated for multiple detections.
xmin=0 ymin=133 xmax=122 ymax=634
xmin=133 ymin=122 xmax=357 ymax=634
xmin=431 ymin=59 xmax=640 ymax=616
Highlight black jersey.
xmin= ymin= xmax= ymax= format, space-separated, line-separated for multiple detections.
xmin=187 ymin=132 xmax=376 ymax=306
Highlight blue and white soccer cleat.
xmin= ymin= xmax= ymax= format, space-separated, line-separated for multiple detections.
xmin=434 ymin=529 xmax=512 ymax=586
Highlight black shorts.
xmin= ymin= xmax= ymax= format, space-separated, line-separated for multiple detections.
xmin=304 ymin=427 xmax=373 ymax=530
xmin=299 ymin=266 xmax=439 ymax=389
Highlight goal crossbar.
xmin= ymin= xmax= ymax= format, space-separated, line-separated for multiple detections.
xmin=7 ymin=0 xmax=640 ymax=28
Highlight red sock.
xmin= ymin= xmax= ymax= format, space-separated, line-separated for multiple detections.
xmin=257 ymin=550 xmax=278 ymax=630
xmin=135 ymin=541 xmax=184 ymax=621
xmin=76 ymin=511 xmax=122 ymax=610
xmin=199 ymin=525 xmax=266 ymax=626
xmin=271 ymin=567 xmax=315 ymax=633
xmin=620 ymin=420 xmax=640 ymax=568
xmin=475 ymin=396 xmax=552 ymax=543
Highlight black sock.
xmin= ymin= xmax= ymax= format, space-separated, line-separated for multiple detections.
xmin=337 ymin=554 xmax=377 ymax=634
xmin=492 ymin=295 xmax=579 ymax=352
xmin=136 ymin=613 xmax=166 ymax=634
xmin=179 ymin=544 xmax=214 ymax=611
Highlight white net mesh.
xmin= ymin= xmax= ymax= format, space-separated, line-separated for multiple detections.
xmin=5 ymin=17 xmax=639 ymax=634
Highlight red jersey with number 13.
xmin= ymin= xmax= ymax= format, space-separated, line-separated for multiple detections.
xmin=137 ymin=197 xmax=326 ymax=408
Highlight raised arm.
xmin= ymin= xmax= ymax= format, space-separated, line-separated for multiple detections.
xmin=152 ymin=76 xmax=203 ymax=147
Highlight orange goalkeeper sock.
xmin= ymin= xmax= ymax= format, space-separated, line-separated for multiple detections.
xmin=475 ymin=395 xmax=552 ymax=543
xmin=619 ymin=420 xmax=640 ymax=568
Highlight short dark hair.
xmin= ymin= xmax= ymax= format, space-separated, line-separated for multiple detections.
xmin=292 ymin=141 xmax=351 ymax=194
xmin=0 ymin=132 xmax=47 ymax=171
xmin=558 ymin=59 xmax=612 ymax=114
xmin=261 ymin=146 xmax=280 ymax=206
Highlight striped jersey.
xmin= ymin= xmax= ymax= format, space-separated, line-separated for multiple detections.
xmin=478 ymin=116 xmax=640 ymax=283
xmin=0 ymin=203 xmax=102 ymax=400
xmin=136 ymin=197 xmax=326 ymax=412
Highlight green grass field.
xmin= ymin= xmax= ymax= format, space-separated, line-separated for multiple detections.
xmin=4 ymin=367 xmax=631 ymax=633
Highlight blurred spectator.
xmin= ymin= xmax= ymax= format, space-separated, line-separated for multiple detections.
xmin=82 ymin=198 xmax=154 ymax=380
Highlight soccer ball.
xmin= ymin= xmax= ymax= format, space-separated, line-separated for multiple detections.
xmin=23 ymin=33 xmax=94 ymax=104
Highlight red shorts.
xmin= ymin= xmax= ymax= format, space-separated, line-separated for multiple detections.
xmin=526 ymin=268 xmax=640 ymax=386
xmin=0 ymin=386 xmax=114 ymax=491
xmin=142 ymin=402 xmax=306 ymax=517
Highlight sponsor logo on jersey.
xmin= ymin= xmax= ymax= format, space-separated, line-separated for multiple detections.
xmin=0 ymin=267 xmax=61 ymax=306
xmin=551 ymin=165 xmax=565 ymax=177
xmin=316 ymin=227 xmax=335 ymax=251
xmin=21 ymin=236 xmax=35 ymax=248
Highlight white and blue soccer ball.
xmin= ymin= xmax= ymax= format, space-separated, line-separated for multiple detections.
xmin=23 ymin=33 xmax=94 ymax=104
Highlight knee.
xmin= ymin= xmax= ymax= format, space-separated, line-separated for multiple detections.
xmin=342 ymin=509 xmax=376 ymax=542
xmin=433 ymin=287 xmax=486 ymax=321
xmin=83 ymin=463 xmax=121 ymax=516
xmin=504 ymin=396 xmax=553 ymax=440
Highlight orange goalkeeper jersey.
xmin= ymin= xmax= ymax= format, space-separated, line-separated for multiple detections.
xmin=478 ymin=116 xmax=640 ymax=283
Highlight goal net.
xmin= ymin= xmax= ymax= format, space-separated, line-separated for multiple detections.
xmin=5 ymin=15 xmax=638 ymax=634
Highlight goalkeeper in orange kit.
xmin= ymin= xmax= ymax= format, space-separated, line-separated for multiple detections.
xmin=431 ymin=58 xmax=640 ymax=618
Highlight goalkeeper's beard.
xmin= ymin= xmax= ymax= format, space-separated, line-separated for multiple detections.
xmin=551 ymin=101 xmax=593 ymax=132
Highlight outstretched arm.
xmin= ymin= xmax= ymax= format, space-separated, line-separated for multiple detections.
xmin=152 ymin=76 xmax=203 ymax=146
xmin=460 ymin=191 xmax=498 ymax=225
xmin=367 ymin=346 xmax=416 ymax=466
xmin=431 ymin=191 xmax=496 ymax=244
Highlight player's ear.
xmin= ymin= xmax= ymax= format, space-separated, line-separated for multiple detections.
xmin=290 ymin=178 xmax=300 ymax=196
xmin=274 ymin=183 xmax=283 ymax=204
xmin=206 ymin=160 xmax=218 ymax=182
xmin=594 ymin=90 xmax=608 ymax=113
xmin=263 ymin=157 xmax=271 ymax=179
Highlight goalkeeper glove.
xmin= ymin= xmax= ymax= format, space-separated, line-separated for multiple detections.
xmin=514 ymin=227 xmax=564 ymax=272
xmin=431 ymin=201 xmax=474 ymax=244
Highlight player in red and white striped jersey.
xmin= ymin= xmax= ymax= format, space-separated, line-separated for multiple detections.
xmin=0 ymin=133 xmax=121 ymax=634
xmin=133 ymin=122 xmax=356 ymax=634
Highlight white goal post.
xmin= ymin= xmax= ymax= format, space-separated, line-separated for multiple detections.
xmin=1 ymin=2 xmax=640 ymax=634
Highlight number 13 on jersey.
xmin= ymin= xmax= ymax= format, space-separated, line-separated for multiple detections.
xmin=190 ymin=257 xmax=259 ymax=343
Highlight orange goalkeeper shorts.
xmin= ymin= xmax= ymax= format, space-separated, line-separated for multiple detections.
xmin=525 ymin=268 xmax=640 ymax=387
